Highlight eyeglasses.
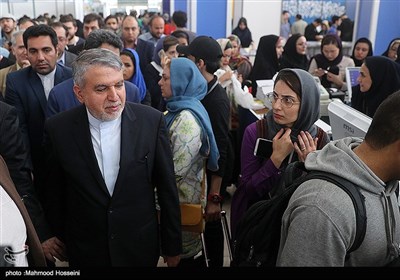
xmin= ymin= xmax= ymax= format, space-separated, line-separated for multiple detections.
xmin=267 ymin=92 xmax=300 ymax=108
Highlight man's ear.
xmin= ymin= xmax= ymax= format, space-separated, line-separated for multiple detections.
xmin=73 ymin=84 xmax=84 ymax=104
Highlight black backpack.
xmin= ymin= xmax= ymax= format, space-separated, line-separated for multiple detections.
xmin=231 ymin=161 xmax=367 ymax=267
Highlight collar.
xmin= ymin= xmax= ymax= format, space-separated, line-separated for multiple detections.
xmin=36 ymin=66 xmax=57 ymax=81
xmin=207 ymin=76 xmax=219 ymax=95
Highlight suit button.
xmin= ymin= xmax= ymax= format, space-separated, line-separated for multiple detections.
xmin=110 ymin=234 xmax=115 ymax=240
xmin=109 ymin=209 xmax=113 ymax=214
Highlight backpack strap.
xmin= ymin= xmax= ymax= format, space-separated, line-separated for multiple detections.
xmin=256 ymin=119 xmax=268 ymax=139
xmin=304 ymin=171 xmax=367 ymax=257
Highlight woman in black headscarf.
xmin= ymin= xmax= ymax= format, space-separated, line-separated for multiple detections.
xmin=250 ymin=34 xmax=284 ymax=96
xmin=232 ymin=17 xmax=253 ymax=48
xmin=279 ymin=33 xmax=309 ymax=70
xmin=351 ymin=37 xmax=373 ymax=67
xmin=351 ymin=56 xmax=400 ymax=117
xmin=308 ymin=34 xmax=354 ymax=90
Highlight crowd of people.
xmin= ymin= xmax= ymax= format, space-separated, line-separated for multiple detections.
xmin=0 ymin=8 xmax=400 ymax=269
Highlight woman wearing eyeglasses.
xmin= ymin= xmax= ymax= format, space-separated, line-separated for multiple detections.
xmin=230 ymin=68 xmax=330 ymax=238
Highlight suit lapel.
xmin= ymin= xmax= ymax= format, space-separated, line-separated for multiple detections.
xmin=112 ymin=104 xmax=138 ymax=197
xmin=28 ymin=68 xmax=47 ymax=114
xmin=73 ymin=106 xmax=110 ymax=197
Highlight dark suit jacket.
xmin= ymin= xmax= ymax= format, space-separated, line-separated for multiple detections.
xmin=63 ymin=51 xmax=78 ymax=68
xmin=46 ymin=78 xmax=141 ymax=118
xmin=4 ymin=64 xmax=72 ymax=197
xmin=0 ymin=101 xmax=51 ymax=241
xmin=43 ymin=103 xmax=182 ymax=266
xmin=136 ymin=38 xmax=154 ymax=74
xmin=0 ymin=155 xmax=46 ymax=267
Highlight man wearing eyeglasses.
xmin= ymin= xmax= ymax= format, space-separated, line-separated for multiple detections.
xmin=50 ymin=22 xmax=77 ymax=68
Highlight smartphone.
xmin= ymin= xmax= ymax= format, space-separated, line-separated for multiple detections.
xmin=254 ymin=138 xmax=273 ymax=159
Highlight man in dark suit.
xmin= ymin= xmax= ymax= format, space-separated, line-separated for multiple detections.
xmin=121 ymin=15 xmax=154 ymax=74
xmin=46 ymin=29 xmax=141 ymax=118
xmin=4 ymin=25 xmax=72 ymax=222
xmin=0 ymin=155 xmax=46 ymax=267
xmin=43 ymin=48 xmax=182 ymax=266
xmin=50 ymin=21 xmax=77 ymax=68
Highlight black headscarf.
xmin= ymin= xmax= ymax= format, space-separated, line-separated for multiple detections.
xmin=232 ymin=17 xmax=253 ymax=48
xmin=279 ymin=33 xmax=309 ymax=70
xmin=351 ymin=37 xmax=373 ymax=66
xmin=351 ymin=56 xmax=400 ymax=117
xmin=250 ymin=35 xmax=280 ymax=95
xmin=312 ymin=34 xmax=343 ymax=88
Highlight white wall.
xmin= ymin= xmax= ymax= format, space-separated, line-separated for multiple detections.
xmin=242 ymin=0 xmax=282 ymax=48
xmin=1 ymin=0 xmax=80 ymax=21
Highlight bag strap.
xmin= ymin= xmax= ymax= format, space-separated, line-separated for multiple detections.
xmin=304 ymin=171 xmax=367 ymax=257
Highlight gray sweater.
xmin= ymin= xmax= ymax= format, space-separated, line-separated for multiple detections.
xmin=277 ymin=137 xmax=400 ymax=266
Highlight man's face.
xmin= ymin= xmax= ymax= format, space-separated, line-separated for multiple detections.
xmin=12 ymin=34 xmax=29 ymax=67
xmin=63 ymin=21 xmax=77 ymax=41
xmin=121 ymin=17 xmax=139 ymax=44
xmin=52 ymin=26 xmax=68 ymax=58
xmin=83 ymin=20 xmax=100 ymax=39
xmin=26 ymin=35 xmax=58 ymax=75
xmin=149 ymin=17 xmax=165 ymax=39
xmin=74 ymin=66 xmax=126 ymax=122
xmin=0 ymin=18 xmax=15 ymax=34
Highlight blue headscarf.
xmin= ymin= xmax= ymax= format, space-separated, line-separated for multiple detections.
xmin=164 ymin=58 xmax=220 ymax=171
xmin=122 ymin=48 xmax=147 ymax=101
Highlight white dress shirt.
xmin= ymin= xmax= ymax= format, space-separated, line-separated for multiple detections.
xmin=87 ymin=110 xmax=121 ymax=196
xmin=37 ymin=67 xmax=56 ymax=100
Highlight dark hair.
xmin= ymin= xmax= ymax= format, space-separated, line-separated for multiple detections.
xmin=171 ymin=30 xmax=189 ymax=42
xmin=23 ymin=24 xmax=58 ymax=49
xmin=331 ymin=15 xmax=340 ymax=25
xmin=224 ymin=41 xmax=232 ymax=51
xmin=172 ymin=11 xmax=187 ymax=28
xmin=84 ymin=29 xmax=123 ymax=51
xmin=163 ymin=35 xmax=179 ymax=52
xmin=83 ymin=13 xmax=104 ymax=29
xmin=59 ymin=14 xmax=77 ymax=27
xmin=194 ymin=57 xmax=220 ymax=74
xmin=105 ymin=15 xmax=119 ymax=24
xmin=314 ymin=18 xmax=322 ymax=24
xmin=296 ymin=14 xmax=302 ymax=20
xmin=17 ymin=16 xmax=37 ymax=27
xmin=50 ymin=21 xmax=68 ymax=37
xmin=274 ymin=70 xmax=302 ymax=100
xmin=364 ymin=90 xmax=400 ymax=149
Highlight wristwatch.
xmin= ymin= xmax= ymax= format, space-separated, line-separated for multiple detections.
xmin=207 ymin=193 xmax=223 ymax=203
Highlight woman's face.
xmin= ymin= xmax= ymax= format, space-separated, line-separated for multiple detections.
xmin=354 ymin=42 xmax=370 ymax=61
xmin=120 ymin=54 xmax=134 ymax=81
xmin=322 ymin=43 xmax=340 ymax=61
xmin=388 ymin=42 xmax=399 ymax=60
xmin=221 ymin=48 xmax=232 ymax=67
xmin=357 ymin=63 xmax=372 ymax=92
xmin=230 ymin=39 xmax=240 ymax=57
xmin=159 ymin=65 xmax=172 ymax=99
xmin=239 ymin=22 xmax=246 ymax=30
xmin=276 ymin=38 xmax=284 ymax=59
xmin=177 ymin=37 xmax=188 ymax=46
xmin=272 ymin=80 xmax=301 ymax=128
xmin=296 ymin=36 xmax=307 ymax=55
xmin=165 ymin=44 xmax=179 ymax=59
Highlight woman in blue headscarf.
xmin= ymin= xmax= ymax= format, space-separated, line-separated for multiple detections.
xmin=120 ymin=48 xmax=148 ymax=102
xmin=159 ymin=57 xmax=219 ymax=266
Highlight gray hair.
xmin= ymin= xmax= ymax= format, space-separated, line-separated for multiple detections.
xmin=11 ymin=30 xmax=25 ymax=46
xmin=73 ymin=48 xmax=123 ymax=88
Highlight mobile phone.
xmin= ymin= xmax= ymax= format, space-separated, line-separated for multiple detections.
xmin=254 ymin=138 xmax=273 ymax=159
